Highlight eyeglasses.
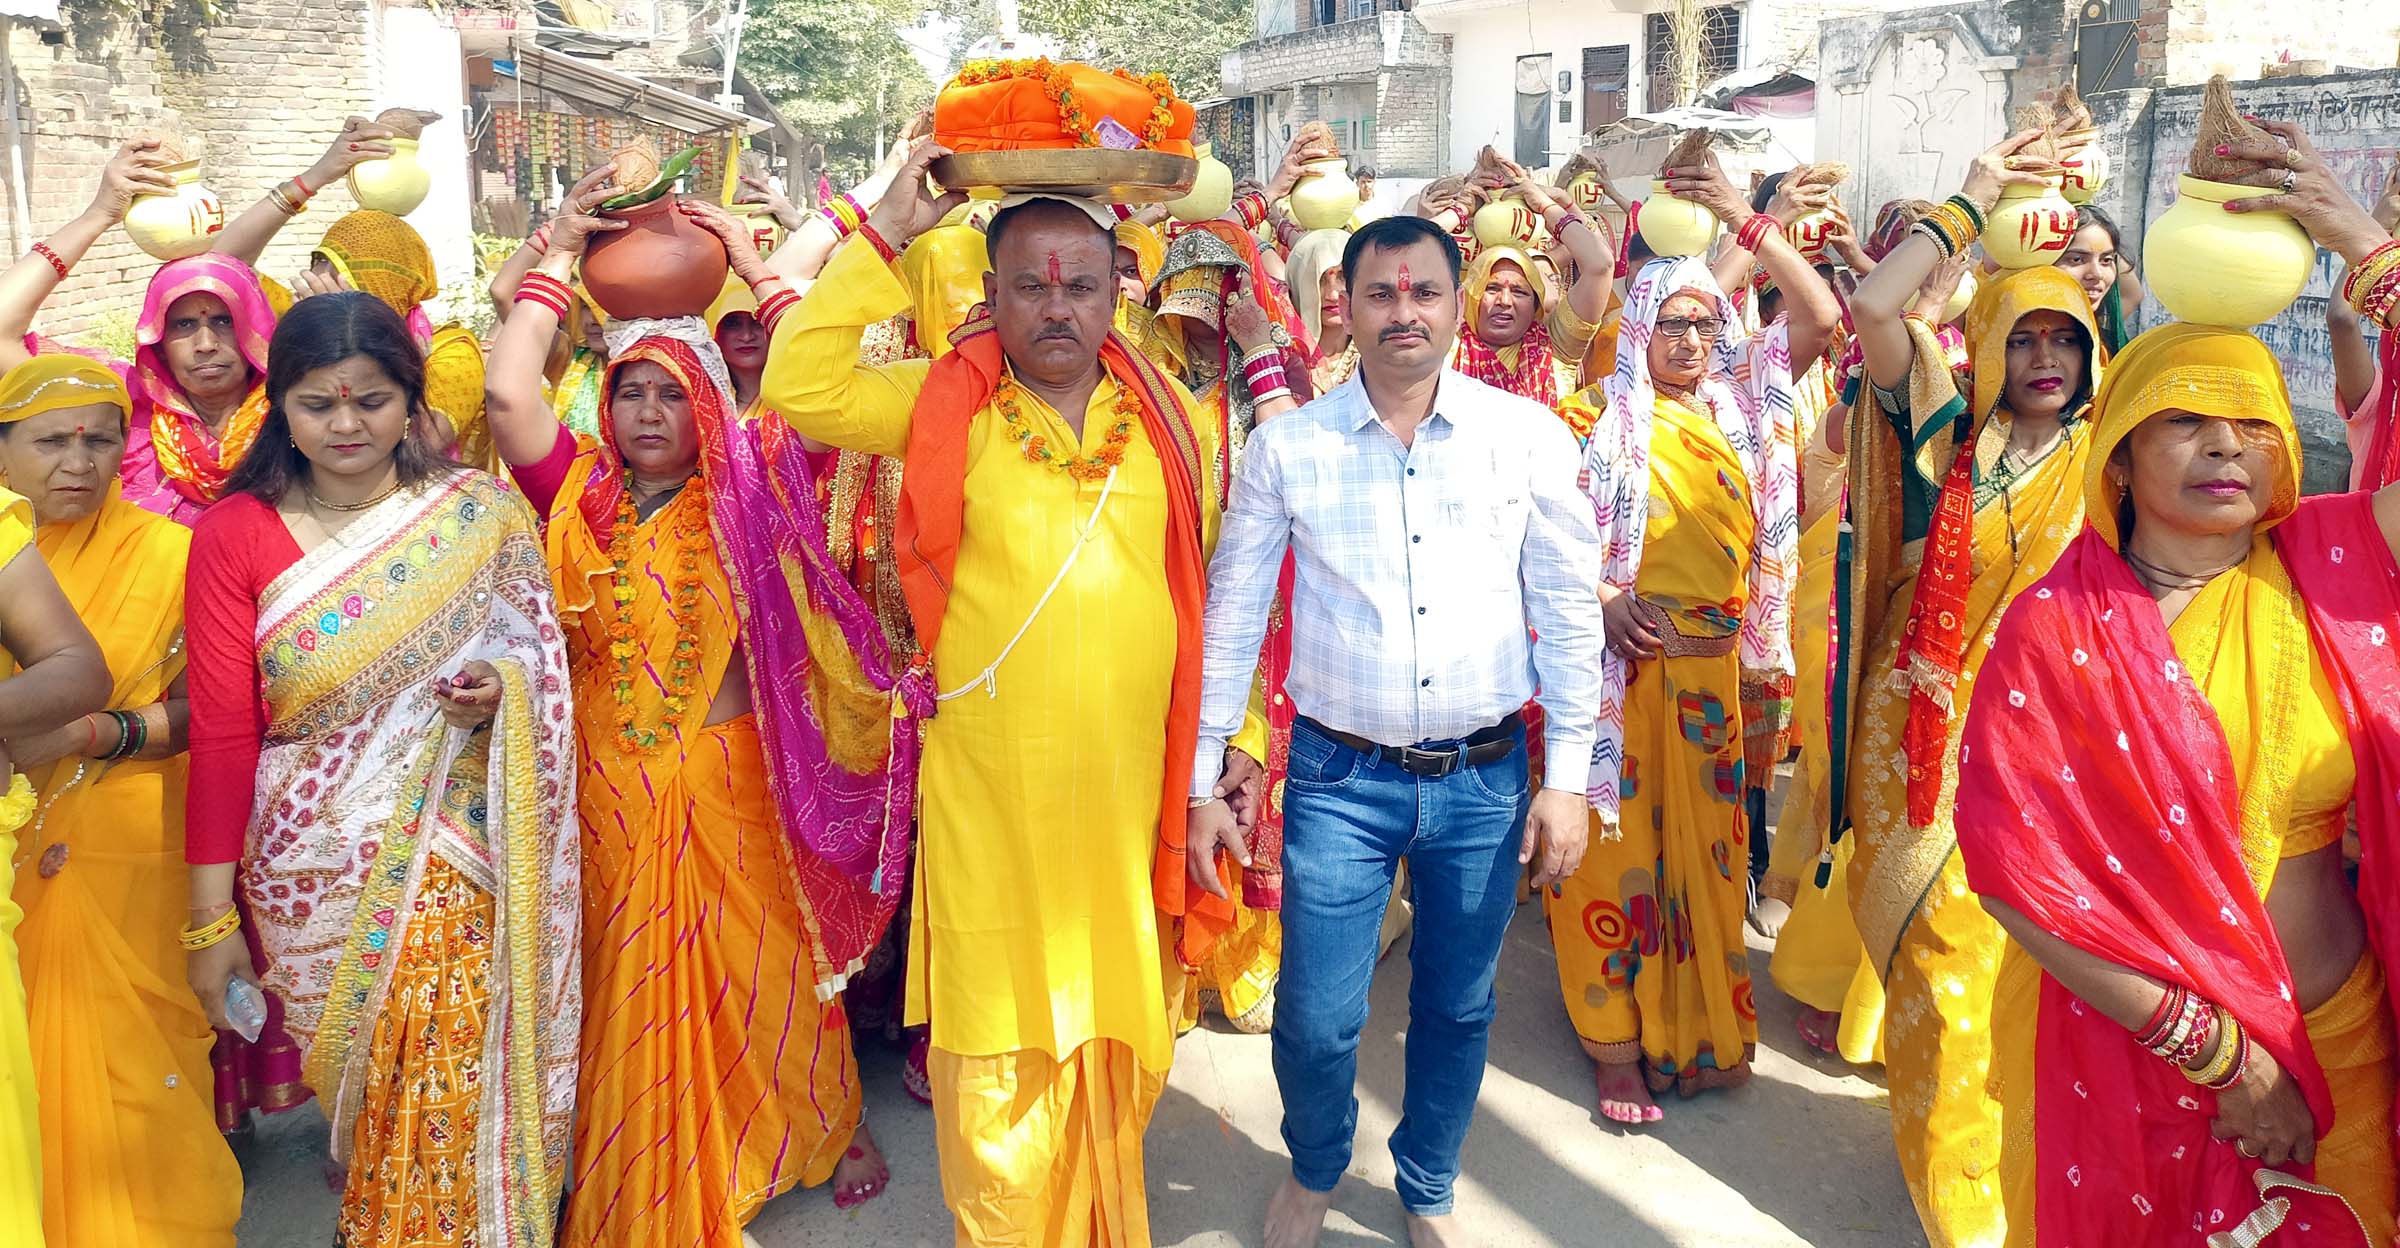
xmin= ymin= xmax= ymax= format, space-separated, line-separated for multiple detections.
xmin=1655 ymin=316 xmax=1727 ymax=341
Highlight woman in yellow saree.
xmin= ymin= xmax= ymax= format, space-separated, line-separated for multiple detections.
xmin=0 ymin=354 xmax=240 ymax=1247
xmin=182 ymin=292 xmax=579 ymax=1248
xmin=1837 ymin=132 xmax=2102 ymax=1246
xmin=1964 ymin=323 xmax=2400 ymax=1248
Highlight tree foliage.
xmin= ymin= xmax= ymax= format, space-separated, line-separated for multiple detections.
xmin=739 ymin=0 xmax=935 ymax=182
xmin=937 ymin=0 xmax=1252 ymax=100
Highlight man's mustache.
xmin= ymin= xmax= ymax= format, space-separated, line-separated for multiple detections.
xmin=1380 ymin=325 xmax=1428 ymax=342
xmin=1037 ymin=324 xmax=1081 ymax=341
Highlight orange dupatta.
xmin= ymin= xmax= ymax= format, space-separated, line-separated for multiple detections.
xmin=893 ymin=309 xmax=1232 ymax=962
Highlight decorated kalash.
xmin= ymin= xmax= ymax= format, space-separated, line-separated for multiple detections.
xmin=756 ymin=59 xmax=1289 ymax=1246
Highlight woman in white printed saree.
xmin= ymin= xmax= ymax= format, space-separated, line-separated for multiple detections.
xmin=183 ymin=292 xmax=579 ymax=1247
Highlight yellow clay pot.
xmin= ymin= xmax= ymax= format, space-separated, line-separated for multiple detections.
xmin=1786 ymin=209 xmax=1834 ymax=265
xmin=2144 ymin=174 xmax=2315 ymax=328
xmin=347 ymin=137 xmax=432 ymax=216
xmin=2059 ymin=144 xmax=2110 ymax=205
xmin=1943 ymin=269 xmax=1978 ymax=323
xmin=1637 ymin=179 xmax=1720 ymax=258
xmin=1167 ymin=153 xmax=1232 ymax=223
xmin=1289 ymin=158 xmax=1359 ymax=231
xmin=1473 ymin=199 xmax=1539 ymax=249
xmin=1984 ymin=178 xmax=2079 ymax=269
xmin=123 ymin=160 xmax=225 ymax=261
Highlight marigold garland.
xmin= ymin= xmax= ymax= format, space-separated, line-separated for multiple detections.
xmin=953 ymin=58 xmax=1179 ymax=150
xmin=995 ymin=375 xmax=1138 ymax=481
xmin=608 ymin=478 xmax=709 ymax=754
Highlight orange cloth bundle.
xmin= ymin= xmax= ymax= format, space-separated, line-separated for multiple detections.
xmin=936 ymin=59 xmax=1195 ymax=157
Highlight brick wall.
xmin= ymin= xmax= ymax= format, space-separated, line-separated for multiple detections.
xmin=1375 ymin=65 xmax=1445 ymax=177
xmin=1222 ymin=11 xmax=1446 ymax=96
xmin=4 ymin=0 xmax=379 ymax=344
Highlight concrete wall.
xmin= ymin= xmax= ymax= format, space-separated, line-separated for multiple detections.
xmin=1416 ymin=0 xmax=1644 ymax=172
xmin=1815 ymin=3 xmax=2022 ymax=229
xmin=3 ymin=0 xmax=389 ymax=343
xmin=1223 ymin=12 xmax=1451 ymax=179
xmin=373 ymin=6 xmax=474 ymax=325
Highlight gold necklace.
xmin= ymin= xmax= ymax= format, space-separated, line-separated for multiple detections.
xmin=306 ymin=477 xmax=402 ymax=513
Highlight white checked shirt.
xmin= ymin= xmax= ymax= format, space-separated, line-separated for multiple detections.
xmin=1192 ymin=369 xmax=1608 ymax=798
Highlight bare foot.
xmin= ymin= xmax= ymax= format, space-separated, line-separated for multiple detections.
xmin=831 ymin=1120 xmax=889 ymax=1210
xmin=1407 ymin=1211 xmax=1467 ymax=1247
xmin=1264 ymin=1175 xmax=1335 ymax=1248
xmin=1795 ymin=1006 xmax=1841 ymax=1056
xmin=1595 ymin=1059 xmax=1663 ymax=1125
xmin=1747 ymin=895 xmax=1792 ymax=939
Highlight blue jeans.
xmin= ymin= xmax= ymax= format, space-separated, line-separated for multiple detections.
xmin=1271 ymin=716 xmax=1531 ymax=1216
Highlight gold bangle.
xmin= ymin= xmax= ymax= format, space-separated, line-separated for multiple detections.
xmin=2184 ymin=1009 xmax=2242 ymax=1086
xmin=178 ymin=907 xmax=242 ymax=951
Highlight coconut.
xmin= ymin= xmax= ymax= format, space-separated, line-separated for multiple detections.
xmin=373 ymin=108 xmax=442 ymax=140
xmin=611 ymin=141 xmax=661 ymax=195
xmin=2187 ymin=75 xmax=2286 ymax=187
xmin=1662 ymin=128 xmax=1713 ymax=174
xmin=134 ymin=127 xmax=189 ymax=164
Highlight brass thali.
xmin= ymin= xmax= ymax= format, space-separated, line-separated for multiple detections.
xmin=929 ymin=150 xmax=1199 ymax=203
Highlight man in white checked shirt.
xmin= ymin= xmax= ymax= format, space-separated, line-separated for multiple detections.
xmin=1186 ymin=214 xmax=1607 ymax=1248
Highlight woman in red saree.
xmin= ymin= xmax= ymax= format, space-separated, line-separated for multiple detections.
xmin=1956 ymin=115 xmax=2400 ymax=1248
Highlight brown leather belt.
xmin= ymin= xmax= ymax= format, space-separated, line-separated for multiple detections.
xmin=1298 ymin=713 xmax=1523 ymax=779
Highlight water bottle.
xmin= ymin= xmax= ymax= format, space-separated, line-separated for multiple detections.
xmin=224 ymin=977 xmax=267 ymax=1044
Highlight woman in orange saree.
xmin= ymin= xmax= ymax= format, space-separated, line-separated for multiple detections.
xmin=182 ymin=292 xmax=579 ymax=1248
xmin=484 ymin=177 xmax=928 ymax=1237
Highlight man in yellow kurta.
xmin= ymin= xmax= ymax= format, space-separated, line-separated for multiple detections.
xmin=763 ymin=143 xmax=1262 ymax=1246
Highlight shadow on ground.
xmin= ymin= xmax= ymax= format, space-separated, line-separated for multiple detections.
xmin=233 ymin=895 xmax=1917 ymax=1246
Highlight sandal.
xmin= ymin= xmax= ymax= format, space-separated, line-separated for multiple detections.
xmin=902 ymin=1032 xmax=932 ymax=1106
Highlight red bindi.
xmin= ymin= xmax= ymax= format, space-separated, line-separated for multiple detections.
xmin=339 ymin=383 xmax=350 ymax=399
xmin=1045 ymin=251 xmax=1064 ymax=286
xmin=1396 ymin=263 xmax=1414 ymax=296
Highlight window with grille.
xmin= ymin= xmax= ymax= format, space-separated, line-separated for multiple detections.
xmin=1644 ymin=6 xmax=1743 ymax=111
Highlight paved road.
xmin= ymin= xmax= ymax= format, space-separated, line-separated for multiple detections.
xmin=233 ymin=905 xmax=1921 ymax=1246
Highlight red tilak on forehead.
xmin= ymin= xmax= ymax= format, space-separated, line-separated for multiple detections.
xmin=1396 ymin=264 xmax=1414 ymax=296
xmin=340 ymin=383 xmax=350 ymax=399
xmin=1046 ymin=251 xmax=1064 ymax=285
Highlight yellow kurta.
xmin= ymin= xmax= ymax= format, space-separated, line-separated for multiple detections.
xmin=1848 ymin=425 xmax=2089 ymax=1247
xmin=13 ymin=495 xmax=241 ymax=1248
xmin=765 ymin=238 xmax=1244 ymax=1245
xmin=1993 ymin=541 xmax=2397 ymax=1247
xmin=0 ymin=489 xmax=44 ymax=1247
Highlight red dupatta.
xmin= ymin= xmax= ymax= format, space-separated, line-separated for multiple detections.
xmin=1956 ymin=493 xmax=2400 ymax=1245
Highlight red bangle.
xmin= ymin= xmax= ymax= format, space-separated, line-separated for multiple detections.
xmin=856 ymin=222 xmax=899 ymax=265
xmin=1737 ymin=213 xmax=1777 ymax=254
xmin=2135 ymin=985 xmax=2183 ymax=1049
xmin=516 ymin=271 xmax=574 ymax=320
xmin=756 ymin=287 xmax=800 ymax=334
xmin=1233 ymin=191 xmax=1269 ymax=230
xmin=530 ymin=224 xmax=553 ymax=254
xmin=29 ymin=242 xmax=67 ymax=280
xmin=290 ymin=174 xmax=317 ymax=202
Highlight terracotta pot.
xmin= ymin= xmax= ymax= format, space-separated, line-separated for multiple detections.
xmin=1637 ymin=179 xmax=1720 ymax=258
xmin=2144 ymin=174 xmax=2314 ymax=328
xmin=1289 ymin=158 xmax=1359 ymax=231
xmin=582 ymin=195 xmax=731 ymax=321
xmin=123 ymin=160 xmax=225 ymax=261
xmin=1167 ymin=154 xmax=1232 ymax=223
xmin=348 ymin=138 xmax=432 ymax=216
xmin=1984 ymin=178 xmax=2079 ymax=269
xmin=2059 ymin=143 xmax=2110 ymax=205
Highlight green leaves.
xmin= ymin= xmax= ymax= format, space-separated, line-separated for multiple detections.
xmin=599 ymin=145 xmax=705 ymax=211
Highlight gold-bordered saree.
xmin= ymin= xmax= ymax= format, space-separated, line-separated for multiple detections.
xmin=242 ymin=471 xmax=579 ymax=1248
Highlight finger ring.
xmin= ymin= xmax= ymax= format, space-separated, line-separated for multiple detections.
xmin=2238 ymin=1139 xmax=2259 ymax=1158
xmin=2284 ymin=146 xmax=2305 ymax=171
xmin=2281 ymin=168 xmax=2299 ymax=194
